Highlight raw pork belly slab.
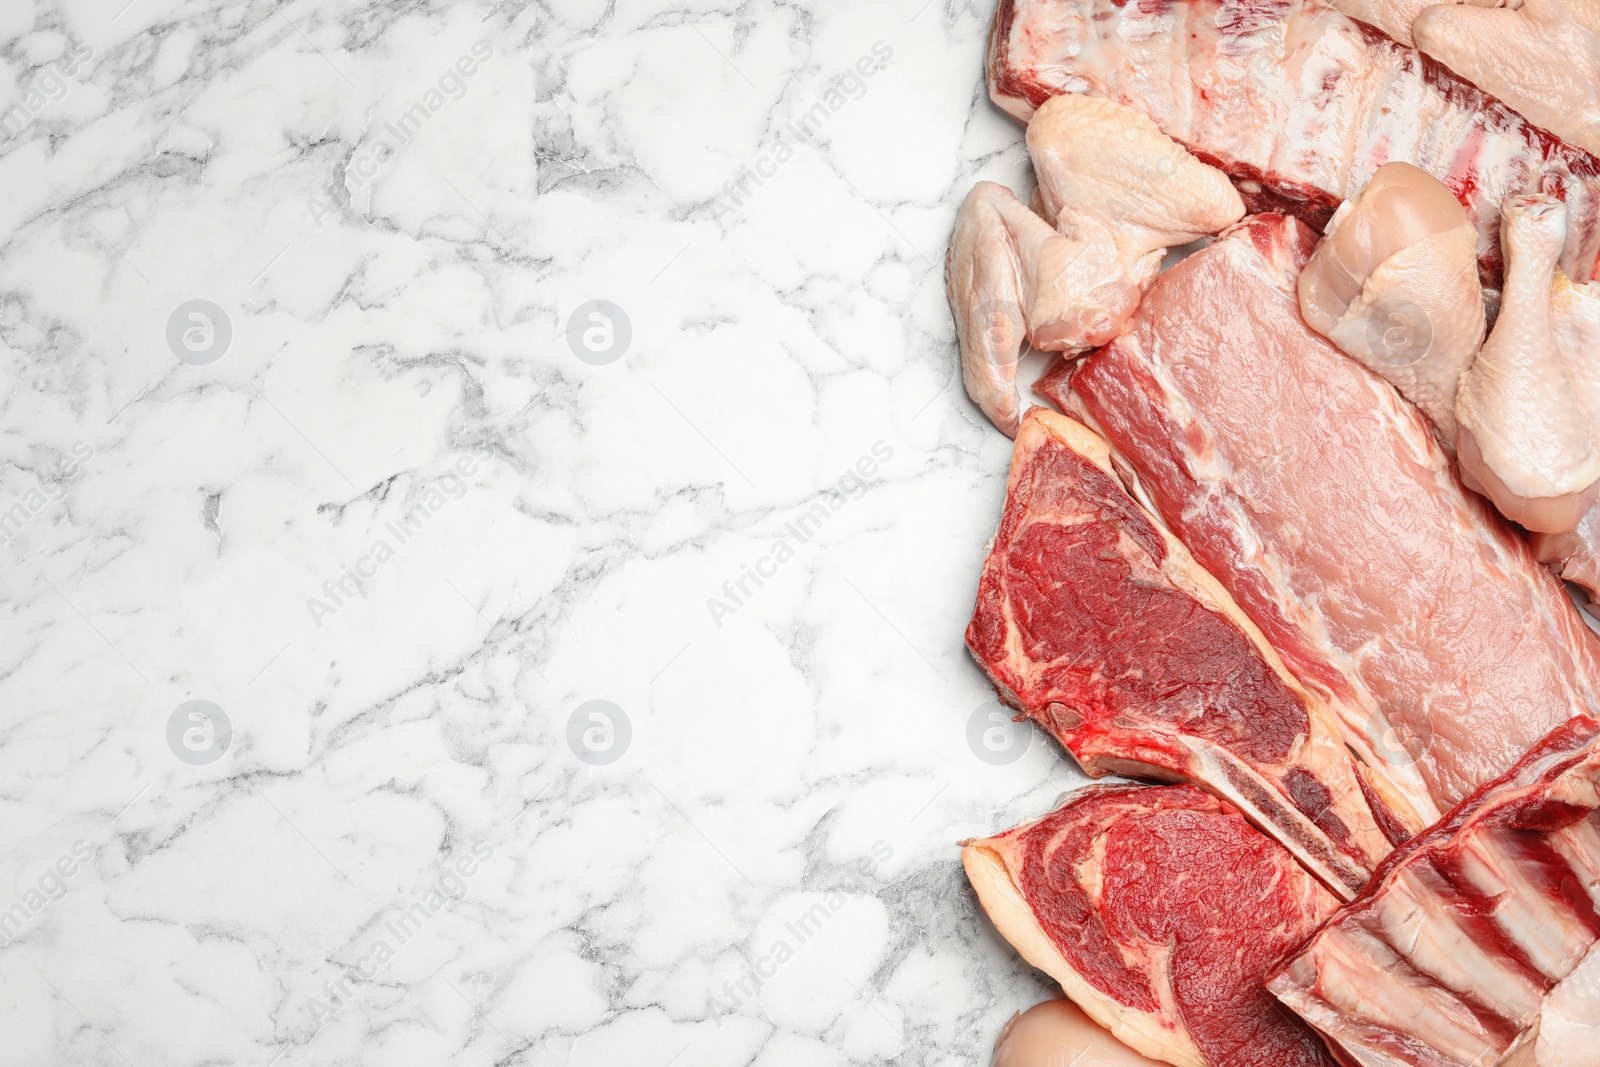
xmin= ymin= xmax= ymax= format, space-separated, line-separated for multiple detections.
xmin=986 ymin=0 xmax=1600 ymax=285
xmin=1269 ymin=716 xmax=1600 ymax=1067
xmin=1045 ymin=214 xmax=1600 ymax=818
xmin=963 ymin=784 xmax=1340 ymax=1067
xmin=967 ymin=407 xmax=1406 ymax=898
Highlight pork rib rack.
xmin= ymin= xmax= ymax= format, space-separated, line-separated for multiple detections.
xmin=986 ymin=0 xmax=1600 ymax=286
xmin=1043 ymin=214 xmax=1600 ymax=820
xmin=967 ymin=407 xmax=1408 ymax=897
xmin=963 ymin=784 xmax=1340 ymax=1067
xmin=1269 ymin=716 xmax=1600 ymax=1067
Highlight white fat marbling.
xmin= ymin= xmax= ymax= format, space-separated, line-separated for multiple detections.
xmin=0 ymin=0 xmax=1089 ymax=1064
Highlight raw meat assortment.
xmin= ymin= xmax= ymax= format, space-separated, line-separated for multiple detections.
xmin=1041 ymin=213 xmax=1600 ymax=816
xmin=967 ymin=406 xmax=1408 ymax=896
xmin=1268 ymin=716 xmax=1600 ymax=1067
xmin=962 ymin=784 xmax=1340 ymax=1067
xmin=947 ymin=93 xmax=1242 ymax=436
xmin=1458 ymin=195 xmax=1600 ymax=534
xmin=1297 ymin=162 xmax=1484 ymax=443
xmin=944 ymin=0 xmax=1600 ymax=1061
xmin=985 ymin=0 xmax=1600 ymax=286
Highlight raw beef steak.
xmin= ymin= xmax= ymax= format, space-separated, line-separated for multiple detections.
xmin=963 ymin=784 xmax=1340 ymax=1067
xmin=986 ymin=0 xmax=1600 ymax=286
xmin=1269 ymin=715 xmax=1600 ymax=1067
xmin=967 ymin=407 xmax=1410 ymax=897
xmin=1043 ymin=214 xmax=1600 ymax=819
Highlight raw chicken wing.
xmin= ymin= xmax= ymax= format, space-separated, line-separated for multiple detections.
xmin=946 ymin=93 xmax=1243 ymax=436
xmin=1414 ymin=0 xmax=1600 ymax=159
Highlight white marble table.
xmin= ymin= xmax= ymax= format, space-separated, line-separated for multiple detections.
xmin=0 ymin=0 xmax=1093 ymax=1063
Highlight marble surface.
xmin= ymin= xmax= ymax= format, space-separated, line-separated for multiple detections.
xmin=0 ymin=0 xmax=1087 ymax=1063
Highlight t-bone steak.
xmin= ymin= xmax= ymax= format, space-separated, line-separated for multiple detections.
xmin=967 ymin=406 xmax=1412 ymax=898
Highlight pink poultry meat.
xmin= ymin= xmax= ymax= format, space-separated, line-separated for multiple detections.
xmin=1413 ymin=0 xmax=1600 ymax=160
xmin=1037 ymin=213 xmax=1600 ymax=819
xmin=986 ymin=0 xmax=1600 ymax=286
xmin=1297 ymin=161 xmax=1485 ymax=442
xmin=1458 ymin=195 xmax=1600 ymax=534
xmin=1327 ymin=0 xmax=1443 ymax=46
xmin=992 ymin=1000 xmax=1172 ymax=1067
xmin=1505 ymin=228 xmax=1600 ymax=599
xmin=1533 ymin=506 xmax=1600 ymax=608
xmin=1268 ymin=715 xmax=1600 ymax=1067
xmin=946 ymin=92 xmax=1242 ymax=436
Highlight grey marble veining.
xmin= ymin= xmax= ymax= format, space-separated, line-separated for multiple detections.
xmin=0 ymin=0 xmax=1090 ymax=1063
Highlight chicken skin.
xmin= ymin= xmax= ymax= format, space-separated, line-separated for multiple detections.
xmin=1298 ymin=162 xmax=1485 ymax=442
xmin=1414 ymin=0 xmax=1600 ymax=159
xmin=947 ymin=93 xmax=1244 ymax=436
xmin=1457 ymin=195 xmax=1600 ymax=534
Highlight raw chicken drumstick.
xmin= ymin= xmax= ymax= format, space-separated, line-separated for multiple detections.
xmin=946 ymin=93 xmax=1243 ymax=436
xmin=1298 ymin=162 xmax=1484 ymax=442
xmin=1457 ymin=195 xmax=1600 ymax=535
